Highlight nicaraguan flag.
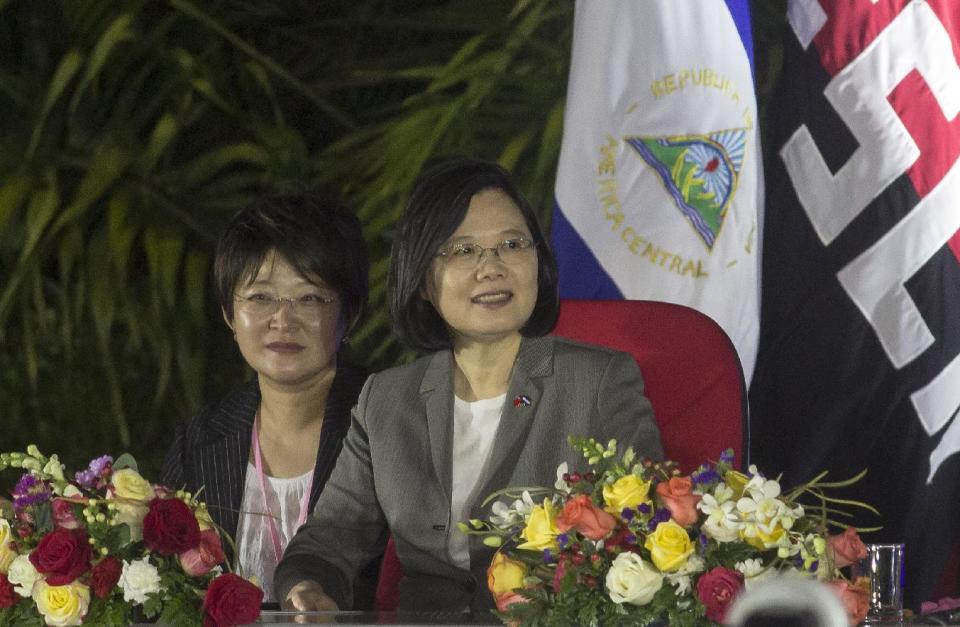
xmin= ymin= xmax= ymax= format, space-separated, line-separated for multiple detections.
xmin=551 ymin=0 xmax=762 ymax=382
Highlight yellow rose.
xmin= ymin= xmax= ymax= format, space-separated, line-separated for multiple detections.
xmin=32 ymin=580 xmax=90 ymax=627
xmin=724 ymin=470 xmax=750 ymax=498
xmin=0 ymin=518 xmax=18 ymax=573
xmin=602 ymin=475 xmax=652 ymax=514
xmin=487 ymin=552 xmax=526 ymax=596
xmin=517 ymin=499 xmax=559 ymax=551
xmin=644 ymin=520 xmax=694 ymax=572
xmin=110 ymin=468 xmax=154 ymax=502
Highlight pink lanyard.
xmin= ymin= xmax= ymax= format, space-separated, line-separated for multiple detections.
xmin=252 ymin=413 xmax=314 ymax=563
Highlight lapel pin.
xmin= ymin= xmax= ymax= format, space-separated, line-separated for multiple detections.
xmin=513 ymin=395 xmax=532 ymax=408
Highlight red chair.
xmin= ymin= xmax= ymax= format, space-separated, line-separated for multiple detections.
xmin=552 ymin=299 xmax=748 ymax=472
xmin=374 ymin=298 xmax=748 ymax=610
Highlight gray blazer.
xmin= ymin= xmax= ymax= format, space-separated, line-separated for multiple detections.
xmin=274 ymin=335 xmax=662 ymax=613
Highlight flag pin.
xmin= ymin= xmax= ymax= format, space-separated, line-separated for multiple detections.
xmin=513 ymin=395 xmax=532 ymax=408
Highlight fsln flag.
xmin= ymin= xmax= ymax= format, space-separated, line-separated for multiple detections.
xmin=750 ymin=0 xmax=960 ymax=608
xmin=551 ymin=0 xmax=762 ymax=382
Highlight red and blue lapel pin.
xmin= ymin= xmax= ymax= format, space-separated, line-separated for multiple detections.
xmin=512 ymin=395 xmax=532 ymax=408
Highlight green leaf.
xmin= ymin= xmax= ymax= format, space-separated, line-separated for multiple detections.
xmin=27 ymin=49 xmax=85 ymax=159
xmin=69 ymin=13 xmax=135 ymax=117
xmin=112 ymin=452 xmax=139 ymax=472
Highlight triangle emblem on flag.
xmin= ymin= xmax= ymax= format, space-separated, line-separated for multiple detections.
xmin=626 ymin=129 xmax=746 ymax=249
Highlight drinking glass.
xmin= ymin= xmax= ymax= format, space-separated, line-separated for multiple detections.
xmin=860 ymin=543 xmax=905 ymax=624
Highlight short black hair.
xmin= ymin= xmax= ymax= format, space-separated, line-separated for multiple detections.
xmin=214 ymin=192 xmax=368 ymax=332
xmin=388 ymin=157 xmax=559 ymax=353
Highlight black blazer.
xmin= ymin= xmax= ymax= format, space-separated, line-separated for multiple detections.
xmin=161 ymin=364 xmax=368 ymax=550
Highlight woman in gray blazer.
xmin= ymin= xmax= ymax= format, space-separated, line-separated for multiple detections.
xmin=275 ymin=158 xmax=663 ymax=616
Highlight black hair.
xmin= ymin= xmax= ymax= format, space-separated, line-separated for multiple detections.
xmin=214 ymin=191 xmax=368 ymax=332
xmin=388 ymin=157 xmax=559 ymax=353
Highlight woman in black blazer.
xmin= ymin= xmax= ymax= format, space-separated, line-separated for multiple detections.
xmin=161 ymin=192 xmax=368 ymax=604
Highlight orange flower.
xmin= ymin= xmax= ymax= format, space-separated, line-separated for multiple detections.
xmin=828 ymin=577 xmax=870 ymax=626
xmin=556 ymin=494 xmax=617 ymax=540
xmin=826 ymin=527 xmax=868 ymax=568
xmin=655 ymin=476 xmax=701 ymax=527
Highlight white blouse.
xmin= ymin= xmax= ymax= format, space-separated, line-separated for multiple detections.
xmin=449 ymin=393 xmax=505 ymax=569
xmin=235 ymin=463 xmax=312 ymax=602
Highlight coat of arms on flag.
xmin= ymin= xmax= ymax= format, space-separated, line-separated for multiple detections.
xmin=626 ymin=129 xmax=747 ymax=249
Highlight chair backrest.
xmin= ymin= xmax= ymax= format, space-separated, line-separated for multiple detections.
xmin=374 ymin=299 xmax=749 ymax=612
xmin=551 ymin=299 xmax=748 ymax=472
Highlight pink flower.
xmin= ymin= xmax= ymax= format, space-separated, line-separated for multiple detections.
xmin=655 ymin=476 xmax=701 ymax=528
xmin=551 ymin=560 xmax=567 ymax=593
xmin=494 ymin=591 xmax=527 ymax=613
xmin=51 ymin=499 xmax=83 ymax=530
xmin=826 ymin=527 xmax=868 ymax=568
xmin=696 ymin=566 xmax=744 ymax=623
xmin=555 ymin=494 xmax=617 ymax=540
xmin=922 ymin=596 xmax=960 ymax=615
xmin=828 ymin=578 xmax=870 ymax=625
xmin=179 ymin=530 xmax=226 ymax=576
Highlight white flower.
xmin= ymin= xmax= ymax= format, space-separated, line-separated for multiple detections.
xmin=119 ymin=557 xmax=162 ymax=605
xmin=554 ymin=462 xmax=570 ymax=492
xmin=668 ymin=574 xmax=693 ymax=596
xmin=699 ymin=493 xmax=742 ymax=543
xmin=112 ymin=503 xmax=148 ymax=542
xmin=488 ymin=491 xmax=536 ymax=528
xmin=7 ymin=553 xmax=41 ymax=597
xmin=677 ymin=554 xmax=705 ymax=575
xmin=736 ymin=558 xmax=774 ymax=589
xmin=605 ymin=552 xmax=664 ymax=606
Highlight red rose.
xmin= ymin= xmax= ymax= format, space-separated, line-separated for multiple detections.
xmin=696 ymin=566 xmax=744 ymax=623
xmin=655 ymin=476 xmax=701 ymax=528
xmin=0 ymin=574 xmax=18 ymax=609
xmin=90 ymin=556 xmax=123 ymax=599
xmin=555 ymin=494 xmax=617 ymax=540
xmin=827 ymin=527 xmax=869 ymax=568
xmin=179 ymin=529 xmax=227 ymax=576
xmin=202 ymin=573 xmax=263 ymax=627
xmin=29 ymin=528 xmax=92 ymax=585
xmin=142 ymin=498 xmax=201 ymax=555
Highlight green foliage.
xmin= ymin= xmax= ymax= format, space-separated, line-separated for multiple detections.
xmin=1 ymin=0 xmax=785 ymax=478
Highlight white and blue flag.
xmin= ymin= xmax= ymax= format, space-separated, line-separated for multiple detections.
xmin=551 ymin=0 xmax=762 ymax=381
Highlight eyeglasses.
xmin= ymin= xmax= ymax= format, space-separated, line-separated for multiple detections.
xmin=233 ymin=293 xmax=338 ymax=318
xmin=435 ymin=237 xmax=536 ymax=268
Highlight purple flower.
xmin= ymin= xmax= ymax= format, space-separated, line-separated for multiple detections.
xmin=637 ymin=503 xmax=651 ymax=515
xmin=557 ymin=533 xmax=569 ymax=549
xmin=719 ymin=449 xmax=735 ymax=465
xmin=74 ymin=455 xmax=113 ymax=489
xmin=621 ymin=508 xmax=635 ymax=521
xmin=12 ymin=473 xmax=50 ymax=509
xmin=646 ymin=508 xmax=671 ymax=531
xmin=808 ymin=559 xmax=819 ymax=573
xmin=543 ymin=549 xmax=554 ymax=564
xmin=692 ymin=468 xmax=720 ymax=485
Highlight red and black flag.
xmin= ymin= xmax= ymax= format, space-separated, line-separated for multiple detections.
xmin=750 ymin=0 xmax=960 ymax=608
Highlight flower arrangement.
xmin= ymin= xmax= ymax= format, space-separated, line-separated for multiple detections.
xmin=0 ymin=446 xmax=262 ymax=626
xmin=464 ymin=437 xmax=877 ymax=626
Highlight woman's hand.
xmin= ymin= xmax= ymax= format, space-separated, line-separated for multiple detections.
xmin=284 ymin=580 xmax=340 ymax=612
